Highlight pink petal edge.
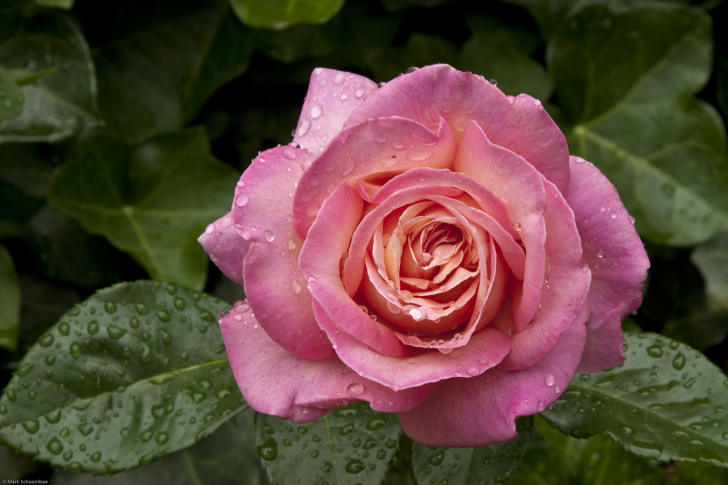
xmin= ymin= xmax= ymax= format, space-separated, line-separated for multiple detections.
xmin=198 ymin=212 xmax=248 ymax=285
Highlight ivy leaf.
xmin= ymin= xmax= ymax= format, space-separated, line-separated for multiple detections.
xmin=692 ymin=233 xmax=728 ymax=310
xmin=52 ymin=410 xmax=263 ymax=485
xmin=541 ymin=332 xmax=728 ymax=466
xmin=48 ymin=128 xmax=239 ymax=290
xmin=549 ymin=2 xmax=728 ymax=245
xmin=256 ymin=402 xmax=401 ymax=485
xmin=0 ymin=13 xmax=98 ymax=143
xmin=229 ymin=0 xmax=345 ymax=30
xmin=0 ymin=244 xmax=20 ymax=352
xmin=0 ymin=281 xmax=245 ymax=474
xmin=92 ymin=0 xmax=254 ymax=144
xmin=456 ymin=15 xmax=553 ymax=100
xmin=411 ymin=417 xmax=532 ymax=485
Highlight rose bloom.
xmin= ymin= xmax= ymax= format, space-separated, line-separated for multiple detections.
xmin=199 ymin=65 xmax=649 ymax=447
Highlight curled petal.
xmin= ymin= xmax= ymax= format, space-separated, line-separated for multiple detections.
xmin=220 ymin=302 xmax=436 ymax=422
xmin=399 ymin=306 xmax=588 ymax=447
xmin=293 ymin=68 xmax=378 ymax=155
xmin=566 ymin=156 xmax=650 ymax=373
xmin=198 ymin=212 xmax=248 ymax=285
xmin=234 ymin=146 xmax=333 ymax=360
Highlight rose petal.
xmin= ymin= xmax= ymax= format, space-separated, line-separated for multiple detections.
xmin=234 ymin=146 xmax=333 ymax=360
xmin=313 ymin=299 xmax=512 ymax=391
xmin=293 ymin=117 xmax=457 ymax=238
xmin=566 ymin=156 xmax=650 ymax=373
xmin=220 ymin=301 xmax=436 ymax=422
xmin=346 ymin=64 xmax=570 ymax=193
xmin=498 ymin=178 xmax=591 ymax=370
xmin=300 ymin=183 xmax=407 ymax=357
xmin=198 ymin=212 xmax=248 ymax=285
xmin=293 ymin=68 xmax=378 ymax=155
xmin=454 ymin=121 xmax=547 ymax=331
xmin=399 ymin=306 xmax=588 ymax=447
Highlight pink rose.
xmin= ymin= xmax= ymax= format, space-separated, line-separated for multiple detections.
xmin=199 ymin=65 xmax=649 ymax=447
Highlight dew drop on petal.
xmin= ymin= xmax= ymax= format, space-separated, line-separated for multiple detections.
xmin=596 ymin=249 xmax=604 ymax=258
xmin=610 ymin=212 xmax=617 ymax=219
xmin=297 ymin=119 xmax=311 ymax=136
xmin=281 ymin=147 xmax=296 ymax=160
xmin=629 ymin=215 xmax=636 ymax=224
xmin=545 ymin=374 xmax=555 ymax=387
xmin=310 ymin=104 xmax=323 ymax=119
xmin=291 ymin=280 xmax=302 ymax=294
xmin=287 ymin=239 xmax=296 ymax=250
xmin=205 ymin=224 xmax=214 ymax=234
xmin=264 ymin=231 xmax=275 ymax=242
xmin=236 ymin=194 xmax=248 ymax=207
xmin=346 ymin=383 xmax=364 ymax=396
xmin=354 ymin=88 xmax=365 ymax=99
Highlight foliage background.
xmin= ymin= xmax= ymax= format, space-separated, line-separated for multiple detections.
xmin=2 ymin=0 xmax=728 ymax=483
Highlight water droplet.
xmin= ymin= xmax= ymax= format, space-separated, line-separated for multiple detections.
xmin=257 ymin=437 xmax=278 ymax=460
xmin=107 ymin=325 xmax=127 ymax=339
xmin=135 ymin=304 xmax=149 ymax=315
xmin=298 ymin=119 xmax=311 ymax=136
xmin=392 ymin=140 xmax=404 ymax=149
xmin=647 ymin=345 xmax=663 ymax=358
xmin=87 ymin=321 xmax=99 ymax=335
xmin=287 ymin=239 xmax=296 ymax=251
xmin=70 ymin=342 xmax=82 ymax=358
xmin=489 ymin=79 xmax=497 ymax=86
xmin=140 ymin=344 xmax=153 ymax=364
xmin=39 ymin=334 xmax=54 ymax=347
xmin=673 ymin=353 xmax=686 ymax=370
xmin=265 ymin=230 xmax=275 ymax=242
xmin=430 ymin=452 xmax=445 ymax=466
xmin=534 ymin=99 xmax=541 ymax=106
xmin=235 ymin=194 xmax=248 ymax=207
xmin=46 ymin=438 xmax=63 ymax=454
xmin=282 ymin=146 xmax=297 ymax=160
xmin=105 ymin=302 xmax=117 ymax=314
xmin=345 ymin=459 xmax=365 ymax=474
xmin=157 ymin=310 xmax=171 ymax=322
xmin=610 ymin=212 xmax=617 ymax=219
xmin=596 ymin=250 xmax=604 ymax=258
xmin=21 ymin=419 xmax=39 ymax=433
xmin=310 ymin=105 xmax=322 ymax=119
xmin=545 ymin=374 xmax=555 ymax=387
xmin=16 ymin=363 xmax=33 ymax=376
xmin=347 ymin=383 xmax=364 ymax=396
xmin=59 ymin=322 xmax=70 ymax=336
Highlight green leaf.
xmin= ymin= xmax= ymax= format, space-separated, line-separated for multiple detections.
xmin=0 ymin=68 xmax=24 ymax=122
xmin=229 ymin=0 xmax=345 ymax=29
xmin=379 ymin=0 xmax=454 ymax=11
xmin=549 ymin=2 xmax=728 ymax=245
xmin=455 ymin=15 xmax=553 ymax=100
xmin=411 ymin=417 xmax=532 ymax=485
xmin=0 ymin=244 xmax=20 ymax=352
xmin=541 ymin=332 xmax=728 ymax=466
xmin=0 ymin=143 xmax=55 ymax=198
xmin=52 ymin=410 xmax=264 ymax=484
xmin=256 ymin=402 xmax=401 ymax=485
xmin=48 ymin=128 xmax=239 ymax=290
xmin=93 ymin=0 xmax=254 ymax=144
xmin=36 ymin=0 xmax=74 ymax=8
xmin=0 ymin=281 xmax=245 ymax=474
xmin=370 ymin=34 xmax=457 ymax=82
xmin=502 ymin=0 xmax=576 ymax=39
xmin=662 ymin=311 xmax=728 ymax=352
xmin=692 ymin=233 xmax=728 ymax=310
xmin=254 ymin=21 xmax=338 ymax=63
xmin=0 ymin=13 xmax=98 ymax=142
xmin=675 ymin=461 xmax=728 ymax=484
xmin=509 ymin=447 xmax=572 ymax=484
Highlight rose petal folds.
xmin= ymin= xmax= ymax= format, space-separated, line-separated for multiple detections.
xmin=399 ymin=305 xmax=588 ymax=447
xmin=198 ymin=212 xmax=248 ymax=285
xmin=566 ymin=156 xmax=650 ymax=373
xmin=345 ymin=64 xmax=570 ymax=193
xmin=234 ymin=146 xmax=334 ymax=360
xmin=293 ymin=68 xmax=378 ymax=156
xmin=293 ymin=116 xmax=457 ymax=238
xmin=220 ymin=301 xmax=436 ymax=422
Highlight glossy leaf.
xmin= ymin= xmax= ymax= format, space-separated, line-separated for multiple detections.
xmin=0 ymin=68 xmax=24 ymax=122
xmin=229 ymin=0 xmax=345 ymax=30
xmin=662 ymin=311 xmax=728 ymax=352
xmin=549 ymin=2 xmax=728 ymax=245
xmin=93 ymin=0 xmax=254 ymax=144
xmin=53 ymin=410 xmax=263 ymax=485
xmin=456 ymin=15 xmax=553 ymax=100
xmin=541 ymin=332 xmax=728 ymax=465
xmin=370 ymin=34 xmax=457 ymax=82
xmin=0 ymin=281 xmax=245 ymax=474
xmin=0 ymin=13 xmax=98 ymax=143
xmin=411 ymin=417 xmax=532 ymax=485
xmin=256 ymin=402 xmax=401 ymax=485
xmin=48 ymin=128 xmax=239 ymax=290
xmin=0 ymin=244 xmax=20 ymax=352
xmin=692 ymin=233 xmax=728 ymax=310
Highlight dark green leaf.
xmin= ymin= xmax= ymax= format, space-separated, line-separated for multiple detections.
xmin=0 ymin=281 xmax=245 ymax=474
xmin=541 ymin=332 xmax=728 ymax=465
xmin=662 ymin=311 xmax=728 ymax=352
xmin=28 ymin=206 xmax=120 ymax=287
xmin=0 ymin=244 xmax=20 ymax=352
xmin=0 ymin=13 xmax=98 ymax=142
xmin=456 ymin=15 xmax=553 ymax=100
xmin=692 ymin=233 xmax=728 ymax=310
xmin=674 ymin=461 xmax=728 ymax=484
xmin=0 ymin=68 xmax=24 ymax=122
xmin=0 ymin=444 xmax=36 ymax=480
xmin=256 ymin=402 xmax=401 ymax=485
xmin=509 ymin=447 xmax=572 ymax=484
xmin=36 ymin=0 xmax=74 ymax=8
xmin=48 ymin=128 xmax=238 ymax=290
xmin=411 ymin=417 xmax=532 ymax=485
xmin=93 ymin=1 xmax=253 ymax=144
xmin=370 ymin=34 xmax=457 ymax=82
xmin=229 ymin=0 xmax=345 ymax=29
xmin=379 ymin=0 xmax=454 ymax=12
xmin=254 ymin=21 xmax=338 ymax=63
xmin=549 ymin=2 xmax=728 ymax=245
xmin=52 ymin=409 xmax=263 ymax=485
xmin=0 ymin=143 xmax=55 ymax=197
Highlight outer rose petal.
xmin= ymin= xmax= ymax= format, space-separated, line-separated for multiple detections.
xmin=313 ymin=299 xmax=512 ymax=392
xmin=293 ymin=117 xmax=457 ymax=238
xmin=345 ymin=64 xmax=570 ymax=193
xmin=399 ymin=305 xmax=588 ymax=447
xmin=293 ymin=68 xmax=378 ymax=155
xmin=198 ymin=212 xmax=248 ymax=285
xmin=566 ymin=156 xmax=650 ymax=373
xmin=234 ymin=146 xmax=333 ymax=360
xmin=220 ymin=301 xmax=437 ymax=422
